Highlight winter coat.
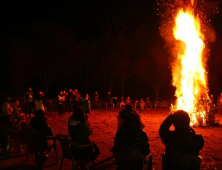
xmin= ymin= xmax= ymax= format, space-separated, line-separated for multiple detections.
xmin=24 ymin=91 xmax=34 ymax=103
xmin=68 ymin=118 xmax=93 ymax=161
xmin=80 ymin=99 xmax=91 ymax=114
xmin=159 ymin=115 xmax=204 ymax=156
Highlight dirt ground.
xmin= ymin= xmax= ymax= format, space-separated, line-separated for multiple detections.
xmin=1 ymin=108 xmax=222 ymax=170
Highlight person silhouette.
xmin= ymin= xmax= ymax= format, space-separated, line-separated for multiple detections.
xmin=159 ymin=110 xmax=204 ymax=156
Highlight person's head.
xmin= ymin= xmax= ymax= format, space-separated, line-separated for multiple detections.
xmin=220 ymin=93 xmax=222 ymax=97
xmin=172 ymin=110 xmax=190 ymax=129
xmin=211 ymin=94 xmax=214 ymax=97
xmin=35 ymin=109 xmax=45 ymax=117
xmin=70 ymin=107 xmax=86 ymax=122
xmin=63 ymin=90 xmax=66 ymax=94
xmin=29 ymin=87 xmax=32 ymax=91
xmin=108 ymin=91 xmax=110 ymax=95
xmin=38 ymin=90 xmax=43 ymax=95
xmin=83 ymin=93 xmax=89 ymax=99
xmin=60 ymin=91 xmax=63 ymax=95
xmin=15 ymin=99 xmax=19 ymax=106
xmin=123 ymin=112 xmax=144 ymax=129
xmin=69 ymin=89 xmax=72 ymax=92
xmin=95 ymin=91 xmax=98 ymax=94
xmin=75 ymin=89 xmax=78 ymax=93
xmin=125 ymin=103 xmax=134 ymax=111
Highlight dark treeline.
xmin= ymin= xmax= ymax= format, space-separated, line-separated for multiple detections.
xmin=0 ymin=0 xmax=222 ymax=101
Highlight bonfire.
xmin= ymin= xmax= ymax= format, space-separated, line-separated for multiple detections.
xmin=171 ymin=0 xmax=217 ymax=127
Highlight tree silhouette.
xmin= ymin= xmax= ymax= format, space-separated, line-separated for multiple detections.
xmin=136 ymin=31 xmax=171 ymax=100
xmin=9 ymin=20 xmax=80 ymax=97
xmin=100 ymin=21 xmax=147 ymax=96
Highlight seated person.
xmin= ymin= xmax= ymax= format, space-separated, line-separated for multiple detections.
xmin=10 ymin=98 xmax=23 ymax=124
xmin=159 ymin=110 xmax=204 ymax=156
xmin=117 ymin=104 xmax=144 ymax=130
xmin=113 ymin=112 xmax=150 ymax=170
xmin=0 ymin=96 xmax=26 ymax=152
xmin=159 ymin=110 xmax=204 ymax=170
xmin=29 ymin=109 xmax=54 ymax=164
xmin=68 ymin=107 xmax=100 ymax=170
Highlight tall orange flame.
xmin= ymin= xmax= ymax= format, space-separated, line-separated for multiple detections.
xmin=172 ymin=6 xmax=209 ymax=126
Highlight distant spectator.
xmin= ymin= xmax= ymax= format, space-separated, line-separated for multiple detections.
xmin=139 ymin=98 xmax=145 ymax=114
xmin=62 ymin=90 xmax=67 ymax=112
xmin=93 ymin=91 xmax=99 ymax=109
xmin=217 ymin=93 xmax=222 ymax=114
xmin=68 ymin=107 xmax=100 ymax=169
xmin=120 ymin=96 xmax=125 ymax=109
xmin=126 ymin=97 xmax=131 ymax=105
xmin=66 ymin=89 xmax=73 ymax=113
xmin=159 ymin=110 xmax=204 ymax=157
xmin=24 ymin=87 xmax=34 ymax=116
xmin=113 ymin=112 xmax=150 ymax=170
xmin=58 ymin=91 xmax=65 ymax=116
xmin=80 ymin=93 xmax=91 ymax=118
xmin=34 ymin=90 xmax=46 ymax=112
xmin=73 ymin=89 xmax=81 ymax=109
xmin=145 ymin=97 xmax=151 ymax=110
xmin=11 ymin=98 xmax=23 ymax=124
xmin=107 ymin=91 xmax=113 ymax=108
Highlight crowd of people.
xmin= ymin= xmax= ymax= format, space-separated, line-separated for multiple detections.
xmin=3 ymin=87 xmax=222 ymax=169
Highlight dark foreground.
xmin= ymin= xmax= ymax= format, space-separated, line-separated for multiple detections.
xmin=0 ymin=109 xmax=222 ymax=170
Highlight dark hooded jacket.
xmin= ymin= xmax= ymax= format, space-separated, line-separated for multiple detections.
xmin=159 ymin=115 xmax=204 ymax=156
xmin=68 ymin=118 xmax=93 ymax=160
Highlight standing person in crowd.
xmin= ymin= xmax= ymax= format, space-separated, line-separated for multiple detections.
xmin=58 ymin=91 xmax=65 ymax=116
xmin=29 ymin=109 xmax=54 ymax=165
xmin=159 ymin=110 xmax=204 ymax=158
xmin=24 ymin=87 xmax=34 ymax=116
xmin=113 ymin=111 xmax=150 ymax=170
xmin=34 ymin=90 xmax=46 ymax=112
xmin=93 ymin=91 xmax=99 ymax=109
xmin=62 ymin=90 xmax=67 ymax=112
xmin=107 ymin=91 xmax=113 ymax=108
xmin=68 ymin=107 xmax=100 ymax=170
xmin=139 ymin=98 xmax=145 ymax=114
xmin=120 ymin=96 xmax=125 ymax=109
xmin=81 ymin=93 xmax=91 ymax=119
xmin=73 ymin=89 xmax=81 ymax=110
xmin=145 ymin=97 xmax=151 ymax=110
xmin=126 ymin=97 xmax=131 ymax=105
xmin=217 ymin=93 xmax=222 ymax=114
xmin=66 ymin=89 xmax=73 ymax=113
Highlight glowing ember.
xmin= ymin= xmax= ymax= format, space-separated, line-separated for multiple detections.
xmin=172 ymin=3 xmax=209 ymax=126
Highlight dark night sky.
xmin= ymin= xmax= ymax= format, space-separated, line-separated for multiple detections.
xmin=0 ymin=0 xmax=157 ymax=92
xmin=0 ymin=0 xmax=222 ymax=99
